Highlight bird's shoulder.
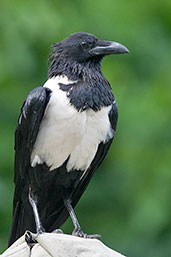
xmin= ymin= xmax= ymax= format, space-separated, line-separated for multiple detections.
xmin=18 ymin=87 xmax=51 ymax=125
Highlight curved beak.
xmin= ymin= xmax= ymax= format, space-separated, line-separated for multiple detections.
xmin=90 ymin=40 xmax=129 ymax=56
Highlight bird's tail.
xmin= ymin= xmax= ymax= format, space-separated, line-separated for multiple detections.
xmin=8 ymin=201 xmax=36 ymax=247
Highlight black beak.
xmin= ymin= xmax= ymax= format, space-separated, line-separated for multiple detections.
xmin=90 ymin=40 xmax=129 ymax=56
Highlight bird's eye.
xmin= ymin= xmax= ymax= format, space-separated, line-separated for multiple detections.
xmin=81 ymin=41 xmax=88 ymax=48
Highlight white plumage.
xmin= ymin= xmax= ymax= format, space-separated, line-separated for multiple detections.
xmin=31 ymin=76 xmax=113 ymax=172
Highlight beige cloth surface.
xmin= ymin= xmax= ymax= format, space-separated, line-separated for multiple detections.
xmin=1 ymin=232 xmax=125 ymax=257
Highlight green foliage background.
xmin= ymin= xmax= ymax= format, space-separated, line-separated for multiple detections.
xmin=0 ymin=0 xmax=171 ymax=256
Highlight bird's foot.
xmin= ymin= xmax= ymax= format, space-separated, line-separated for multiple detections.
xmin=72 ymin=228 xmax=101 ymax=239
xmin=52 ymin=228 xmax=64 ymax=234
xmin=25 ymin=231 xmax=38 ymax=247
xmin=25 ymin=226 xmax=45 ymax=247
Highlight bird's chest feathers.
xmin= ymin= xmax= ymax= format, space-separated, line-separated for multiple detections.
xmin=31 ymin=77 xmax=113 ymax=171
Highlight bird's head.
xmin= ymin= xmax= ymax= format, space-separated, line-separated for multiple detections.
xmin=49 ymin=32 xmax=129 ymax=78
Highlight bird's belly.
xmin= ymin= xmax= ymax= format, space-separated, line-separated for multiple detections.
xmin=31 ymin=95 xmax=86 ymax=170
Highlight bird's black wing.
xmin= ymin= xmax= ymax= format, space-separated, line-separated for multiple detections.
xmin=8 ymin=86 xmax=51 ymax=246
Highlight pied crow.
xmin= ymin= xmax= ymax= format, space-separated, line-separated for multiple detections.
xmin=8 ymin=32 xmax=129 ymax=246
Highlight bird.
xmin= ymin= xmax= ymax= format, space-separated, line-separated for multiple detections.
xmin=8 ymin=32 xmax=129 ymax=246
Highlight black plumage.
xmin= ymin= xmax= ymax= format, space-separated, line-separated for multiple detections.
xmin=8 ymin=32 xmax=128 ymax=246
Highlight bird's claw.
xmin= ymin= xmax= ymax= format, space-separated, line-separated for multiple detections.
xmin=72 ymin=228 xmax=101 ymax=239
xmin=25 ymin=231 xmax=38 ymax=246
xmin=25 ymin=227 xmax=45 ymax=247
xmin=86 ymin=233 xmax=101 ymax=239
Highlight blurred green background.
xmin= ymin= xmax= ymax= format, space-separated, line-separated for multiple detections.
xmin=0 ymin=0 xmax=171 ymax=256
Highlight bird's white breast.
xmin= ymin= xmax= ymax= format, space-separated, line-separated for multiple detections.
xmin=31 ymin=76 xmax=114 ymax=172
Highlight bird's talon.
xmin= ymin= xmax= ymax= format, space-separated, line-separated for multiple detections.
xmin=87 ymin=233 xmax=101 ymax=239
xmin=25 ymin=231 xmax=37 ymax=246
xmin=72 ymin=228 xmax=100 ymax=239
xmin=84 ymin=233 xmax=87 ymax=238
xmin=25 ymin=226 xmax=45 ymax=246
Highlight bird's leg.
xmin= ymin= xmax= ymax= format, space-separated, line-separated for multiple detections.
xmin=64 ymin=199 xmax=101 ymax=239
xmin=25 ymin=188 xmax=45 ymax=245
xmin=29 ymin=188 xmax=45 ymax=235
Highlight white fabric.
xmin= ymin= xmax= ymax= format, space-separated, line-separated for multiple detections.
xmin=1 ymin=233 xmax=125 ymax=257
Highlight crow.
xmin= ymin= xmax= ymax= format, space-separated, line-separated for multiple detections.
xmin=8 ymin=32 xmax=129 ymax=246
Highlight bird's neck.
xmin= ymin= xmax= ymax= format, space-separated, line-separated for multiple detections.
xmin=48 ymin=57 xmax=103 ymax=80
xmin=48 ymin=58 xmax=114 ymax=111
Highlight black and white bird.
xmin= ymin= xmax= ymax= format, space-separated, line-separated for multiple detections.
xmin=8 ymin=32 xmax=129 ymax=246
